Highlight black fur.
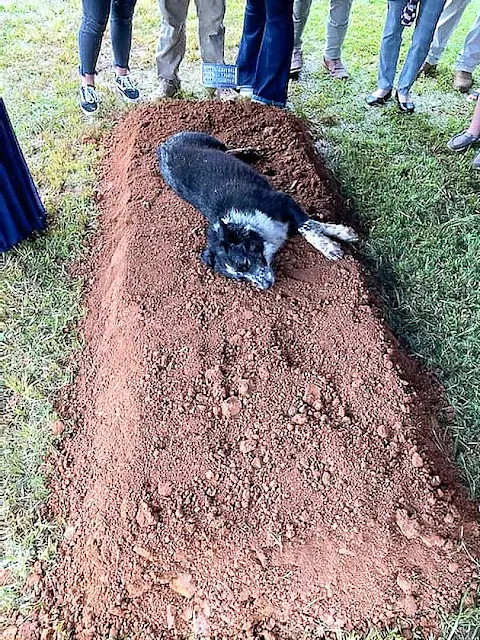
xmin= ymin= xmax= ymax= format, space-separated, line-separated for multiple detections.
xmin=157 ymin=131 xmax=356 ymax=289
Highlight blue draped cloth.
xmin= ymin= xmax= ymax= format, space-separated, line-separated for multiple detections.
xmin=0 ymin=97 xmax=46 ymax=253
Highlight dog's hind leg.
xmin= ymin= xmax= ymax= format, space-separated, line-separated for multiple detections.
xmin=308 ymin=222 xmax=358 ymax=242
xmin=298 ymin=220 xmax=345 ymax=260
xmin=284 ymin=196 xmax=357 ymax=244
xmin=174 ymin=132 xmax=228 ymax=151
xmin=225 ymin=147 xmax=262 ymax=163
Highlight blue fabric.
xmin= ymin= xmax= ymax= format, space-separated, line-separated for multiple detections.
xmin=236 ymin=0 xmax=294 ymax=107
xmin=79 ymin=0 xmax=137 ymax=75
xmin=0 ymin=98 xmax=46 ymax=253
xmin=378 ymin=0 xmax=446 ymax=94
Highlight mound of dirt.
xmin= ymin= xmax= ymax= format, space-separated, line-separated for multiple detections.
xmin=38 ymin=102 xmax=478 ymax=639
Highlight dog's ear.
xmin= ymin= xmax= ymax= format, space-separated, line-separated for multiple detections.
xmin=201 ymin=247 xmax=214 ymax=267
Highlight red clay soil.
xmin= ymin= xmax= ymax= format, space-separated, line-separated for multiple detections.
xmin=36 ymin=101 xmax=479 ymax=639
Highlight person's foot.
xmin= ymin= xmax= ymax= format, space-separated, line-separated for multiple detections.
xmin=115 ymin=74 xmax=140 ymax=102
xmin=419 ymin=60 xmax=437 ymax=77
xmin=473 ymin=151 xmax=480 ymax=169
xmin=447 ymin=130 xmax=480 ymax=152
xmin=396 ymin=91 xmax=415 ymax=114
xmin=453 ymin=70 xmax=473 ymax=93
xmin=157 ymin=77 xmax=179 ymax=99
xmin=323 ymin=57 xmax=349 ymax=80
xmin=365 ymin=88 xmax=392 ymax=106
xmin=290 ymin=49 xmax=304 ymax=75
xmin=216 ymin=87 xmax=239 ymax=102
xmin=79 ymin=85 xmax=98 ymax=114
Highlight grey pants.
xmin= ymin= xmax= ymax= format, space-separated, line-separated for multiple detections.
xmin=426 ymin=0 xmax=480 ymax=73
xmin=293 ymin=0 xmax=354 ymax=59
xmin=156 ymin=0 xmax=226 ymax=82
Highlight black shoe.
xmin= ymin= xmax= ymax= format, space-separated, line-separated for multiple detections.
xmin=80 ymin=85 xmax=98 ymax=114
xmin=115 ymin=74 xmax=140 ymax=102
xmin=365 ymin=90 xmax=392 ymax=106
xmin=396 ymin=91 xmax=415 ymax=114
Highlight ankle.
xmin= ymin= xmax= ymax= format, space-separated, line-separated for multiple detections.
xmin=116 ymin=67 xmax=128 ymax=77
xmin=81 ymin=74 xmax=95 ymax=88
xmin=373 ymin=88 xmax=390 ymax=98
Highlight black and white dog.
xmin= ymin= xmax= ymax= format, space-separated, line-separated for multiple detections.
xmin=158 ymin=131 xmax=357 ymax=290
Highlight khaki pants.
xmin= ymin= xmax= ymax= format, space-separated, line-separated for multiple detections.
xmin=156 ymin=0 xmax=226 ymax=82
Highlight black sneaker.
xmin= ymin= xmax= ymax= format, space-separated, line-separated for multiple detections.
xmin=115 ymin=75 xmax=140 ymax=102
xmin=80 ymin=85 xmax=98 ymax=114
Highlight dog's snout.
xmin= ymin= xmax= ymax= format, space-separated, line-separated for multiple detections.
xmin=247 ymin=267 xmax=275 ymax=290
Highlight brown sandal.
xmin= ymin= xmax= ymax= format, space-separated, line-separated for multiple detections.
xmin=323 ymin=57 xmax=349 ymax=80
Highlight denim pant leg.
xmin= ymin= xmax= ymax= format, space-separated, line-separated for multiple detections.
xmin=377 ymin=0 xmax=404 ymax=91
xmin=254 ymin=0 xmax=294 ymax=106
xmin=293 ymin=0 xmax=313 ymax=51
xmin=426 ymin=0 xmax=471 ymax=65
xmin=325 ymin=0 xmax=354 ymax=59
xmin=398 ymin=0 xmax=446 ymax=94
xmin=79 ymin=0 xmax=110 ymax=75
xmin=156 ymin=0 xmax=190 ymax=81
xmin=195 ymin=0 xmax=226 ymax=64
xmin=110 ymin=0 xmax=137 ymax=69
xmin=237 ymin=0 xmax=267 ymax=90
xmin=457 ymin=14 xmax=480 ymax=73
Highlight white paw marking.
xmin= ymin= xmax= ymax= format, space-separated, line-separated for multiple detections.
xmin=317 ymin=222 xmax=358 ymax=243
xmin=299 ymin=220 xmax=348 ymax=260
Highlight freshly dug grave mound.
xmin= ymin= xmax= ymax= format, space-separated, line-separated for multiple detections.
xmin=41 ymin=102 xmax=478 ymax=639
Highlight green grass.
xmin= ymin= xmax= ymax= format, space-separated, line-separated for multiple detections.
xmin=0 ymin=0 xmax=478 ymax=637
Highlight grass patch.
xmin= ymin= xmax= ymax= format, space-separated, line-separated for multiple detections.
xmin=0 ymin=0 xmax=478 ymax=636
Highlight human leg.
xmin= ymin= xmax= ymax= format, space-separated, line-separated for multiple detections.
xmin=293 ymin=0 xmax=313 ymax=51
xmin=155 ymin=0 xmax=190 ymax=86
xmin=236 ymin=0 xmax=267 ymax=92
xmin=252 ymin=0 xmax=294 ymax=106
xmin=377 ymin=0 xmax=404 ymax=93
xmin=397 ymin=0 xmax=446 ymax=95
xmin=426 ymin=0 xmax=470 ymax=65
xmin=324 ymin=0 xmax=353 ymax=60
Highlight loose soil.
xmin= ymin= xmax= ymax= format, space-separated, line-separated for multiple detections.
xmin=36 ymin=101 xmax=478 ymax=639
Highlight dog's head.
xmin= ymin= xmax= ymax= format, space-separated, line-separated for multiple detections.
xmin=202 ymin=221 xmax=274 ymax=290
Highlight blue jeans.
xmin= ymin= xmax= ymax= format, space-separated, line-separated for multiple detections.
xmin=236 ymin=0 xmax=294 ymax=107
xmin=378 ymin=0 xmax=446 ymax=95
xmin=79 ymin=0 xmax=137 ymax=75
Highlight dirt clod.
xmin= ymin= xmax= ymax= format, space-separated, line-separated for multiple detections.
xmin=221 ymin=396 xmax=242 ymax=418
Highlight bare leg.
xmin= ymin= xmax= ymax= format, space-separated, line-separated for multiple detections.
xmin=467 ymin=98 xmax=480 ymax=137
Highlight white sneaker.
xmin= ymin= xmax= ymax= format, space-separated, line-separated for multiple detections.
xmin=216 ymin=87 xmax=239 ymax=102
xmin=115 ymin=74 xmax=140 ymax=102
xmin=79 ymin=85 xmax=98 ymax=114
xmin=290 ymin=49 xmax=304 ymax=74
xmin=157 ymin=77 xmax=179 ymax=99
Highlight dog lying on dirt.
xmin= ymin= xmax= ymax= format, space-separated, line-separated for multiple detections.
xmin=158 ymin=131 xmax=357 ymax=290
